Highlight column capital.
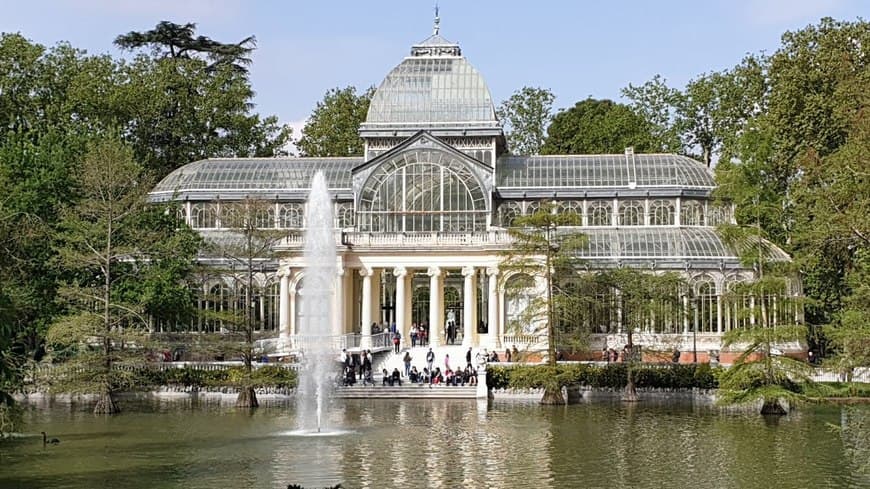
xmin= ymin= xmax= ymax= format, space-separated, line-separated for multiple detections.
xmin=358 ymin=267 xmax=373 ymax=277
xmin=427 ymin=266 xmax=441 ymax=277
xmin=486 ymin=266 xmax=499 ymax=277
xmin=277 ymin=265 xmax=292 ymax=278
xmin=393 ymin=266 xmax=408 ymax=278
xmin=461 ymin=266 xmax=476 ymax=277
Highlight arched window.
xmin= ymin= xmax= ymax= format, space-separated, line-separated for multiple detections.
xmin=336 ymin=202 xmax=354 ymax=228
xmin=682 ymin=200 xmax=705 ymax=226
xmin=618 ymin=200 xmax=644 ymax=226
xmin=498 ymin=201 xmax=521 ymax=227
xmin=504 ymin=274 xmax=538 ymax=334
xmin=357 ymin=149 xmax=488 ymax=233
xmin=555 ymin=200 xmax=583 ymax=225
xmin=191 ymin=203 xmax=218 ymax=228
xmin=278 ymin=203 xmax=304 ymax=228
xmin=254 ymin=205 xmax=275 ymax=229
xmin=650 ymin=199 xmax=675 ymax=226
xmin=588 ymin=201 xmax=612 ymax=226
xmin=219 ymin=203 xmax=243 ymax=229
xmin=525 ymin=201 xmax=541 ymax=216
xmin=707 ymin=205 xmax=731 ymax=226
xmin=694 ymin=280 xmax=717 ymax=333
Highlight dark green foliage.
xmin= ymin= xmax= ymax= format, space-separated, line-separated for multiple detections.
xmin=487 ymin=363 xmax=718 ymax=391
xmin=542 ymin=98 xmax=661 ymax=155
xmin=496 ymin=86 xmax=555 ymax=155
xmin=296 ymin=86 xmax=374 ymax=157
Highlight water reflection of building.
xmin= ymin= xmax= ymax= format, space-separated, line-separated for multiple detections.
xmin=148 ymin=18 xmax=801 ymax=359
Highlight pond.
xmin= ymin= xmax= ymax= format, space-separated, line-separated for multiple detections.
xmin=1 ymin=396 xmax=868 ymax=488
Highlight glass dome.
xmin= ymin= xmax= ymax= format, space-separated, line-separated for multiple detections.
xmin=363 ymin=34 xmax=498 ymax=129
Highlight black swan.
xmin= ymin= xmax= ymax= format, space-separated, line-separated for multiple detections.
xmin=40 ymin=432 xmax=60 ymax=446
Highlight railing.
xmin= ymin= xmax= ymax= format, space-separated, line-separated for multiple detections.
xmin=501 ymin=335 xmax=548 ymax=349
xmin=280 ymin=231 xmax=514 ymax=249
xmin=810 ymin=368 xmax=870 ymax=383
xmin=370 ymin=331 xmax=392 ymax=350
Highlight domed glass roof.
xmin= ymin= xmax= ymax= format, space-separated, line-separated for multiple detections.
xmin=363 ymin=34 xmax=498 ymax=129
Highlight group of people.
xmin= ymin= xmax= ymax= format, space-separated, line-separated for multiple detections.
xmin=340 ymin=348 xmax=375 ymax=386
xmin=602 ymin=345 xmax=638 ymax=363
xmin=484 ymin=345 xmax=521 ymax=363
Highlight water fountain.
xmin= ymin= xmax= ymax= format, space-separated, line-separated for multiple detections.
xmin=294 ymin=171 xmax=337 ymax=434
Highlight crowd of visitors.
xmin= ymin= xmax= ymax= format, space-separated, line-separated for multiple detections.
xmin=338 ymin=345 xmax=484 ymax=388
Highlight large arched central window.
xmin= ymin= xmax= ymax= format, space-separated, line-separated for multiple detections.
xmin=358 ymin=149 xmax=488 ymax=232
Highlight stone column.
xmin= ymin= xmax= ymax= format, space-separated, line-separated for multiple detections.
xmin=333 ymin=269 xmax=345 ymax=337
xmin=288 ymin=289 xmax=297 ymax=336
xmin=487 ymin=267 xmax=499 ymax=348
xmin=394 ymin=267 xmax=408 ymax=346
xmin=682 ymin=295 xmax=690 ymax=334
xmin=428 ymin=266 xmax=441 ymax=348
xmin=716 ymin=294 xmax=723 ymax=334
xmin=462 ymin=266 xmax=476 ymax=347
xmin=360 ymin=268 xmax=373 ymax=349
xmin=278 ymin=268 xmax=291 ymax=351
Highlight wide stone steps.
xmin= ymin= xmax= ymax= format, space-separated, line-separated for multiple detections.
xmin=335 ymin=384 xmax=477 ymax=399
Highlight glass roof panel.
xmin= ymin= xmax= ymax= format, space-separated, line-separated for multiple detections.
xmin=151 ymin=158 xmax=360 ymax=195
xmin=497 ymin=154 xmax=715 ymax=188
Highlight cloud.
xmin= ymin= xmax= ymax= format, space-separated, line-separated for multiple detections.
xmin=740 ymin=0 xmax=849 ymax=25
xmin=283 ymin=118 xmax=308 ymax=156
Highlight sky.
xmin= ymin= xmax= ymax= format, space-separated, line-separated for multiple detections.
xmin=1 ymin=0 xmax=867 ymax=137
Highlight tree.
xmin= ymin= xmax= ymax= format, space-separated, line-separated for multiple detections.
xmin=115 ymin=21 xmax=257 ymax=74
xmin=718 ymin=281 xmax=811 ymax=415
xmin=199 ymin=198 xmax=285 ymax=408
xmin=46 ymin=138 xmax=189 ymax=414
xmin=496 ymin=86 xmax=555 ymax=155
xmin=596 ymin=269 xmax=685 ymax=402
xmin=542 ymin=98 xmax=660 ymax=155
xmin=623 ymin=56 xmax=767 ymax=166
xmin=501 ymin=201 xmax=585 ymax=404
xmin=296 ymin=86 xmax=374 ymax=157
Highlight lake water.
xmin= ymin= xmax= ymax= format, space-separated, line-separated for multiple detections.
xmin=2 ymin=396 xmax=868 ymax=488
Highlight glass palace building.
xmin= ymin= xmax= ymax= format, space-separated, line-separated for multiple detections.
xmin=149 ymin=29 xmax=801 ymax=360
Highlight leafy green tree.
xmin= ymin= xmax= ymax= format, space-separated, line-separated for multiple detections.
xmin=717 ymin=18 xmax=870 ymax=336
xmin=47 ymin=138 xmax=189 ymax=414
xmin=621 ymin=74 xmax=683 ymax=154
xmin=501 ymin=201 xmax=584 ymax=404
xmin=198 ymin=198 xmax=285 ymax=408
xmin=623 ymin=56 xmax=767 ymax=167
xmin=296 ymin=86 xmax=374 ymax=157
xmin=496 ymin=86 xmax=555 ymax=155
xmin=542 ymin=98 xmax=659 ymax=155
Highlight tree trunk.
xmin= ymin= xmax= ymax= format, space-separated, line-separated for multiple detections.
xmin=540 ymin=385 xmax=565 ymax=405
xmin=760 ymin=398 xmax=787 ymax=415
xmin=622 ymin=329 xmax=639 ymax=402
xmin=93 ymin=391 xmax=120 ymax=415
xmin=235 ymin=386 xmax=259 ymax=408
xmin=622 ymin=365 xmax=639 ymax=402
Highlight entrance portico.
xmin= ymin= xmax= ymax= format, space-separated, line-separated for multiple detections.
xmin=277 ymin=249 xmax=506 ymax=352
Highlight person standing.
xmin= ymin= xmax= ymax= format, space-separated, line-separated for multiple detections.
xmin=466 ymin=347 xmax=472 ymax=369
xmin=403 ymin=351 xmax=412 ymax=377
xmin=410 ymin=324 xmax=418 ymax=347
xmin=426 ymin=347 xmax=435 ymax=374
xmin=444 ymin=353 xmax=451 ymax=371
xmin=393 ymin=331 xmax=401 ymax=353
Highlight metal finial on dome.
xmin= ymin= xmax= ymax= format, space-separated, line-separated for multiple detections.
xmin=433 ymin=2 xmax=440 ymax=35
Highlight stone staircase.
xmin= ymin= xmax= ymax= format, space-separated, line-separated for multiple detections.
xmin=375 ymin=345 xmax=477 ymax=376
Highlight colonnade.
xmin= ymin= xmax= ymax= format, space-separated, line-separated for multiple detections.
xmin=277 ymin=263 xmax=503 ymax=350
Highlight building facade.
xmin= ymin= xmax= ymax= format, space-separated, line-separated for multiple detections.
xmin=149 ymin=29 xmax=800 ymax=360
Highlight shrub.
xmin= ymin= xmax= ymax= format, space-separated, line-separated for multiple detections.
xmin=487 ymin=363 xmax=721 ymax=391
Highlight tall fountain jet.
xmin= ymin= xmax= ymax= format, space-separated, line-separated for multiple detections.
xmin=295 ymin=171 xmax=337 ymax=433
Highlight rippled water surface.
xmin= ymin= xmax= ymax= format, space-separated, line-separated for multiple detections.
xmin=2 ymin=397 xmax=869 ymax=488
